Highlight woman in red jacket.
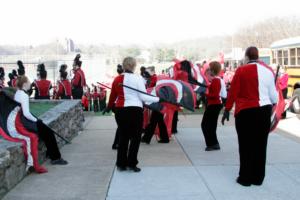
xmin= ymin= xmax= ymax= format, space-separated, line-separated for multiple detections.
xmin=222 ymin=47 xmax=278 ymax=186
xmin=104 ymin=57 xmax=160 ymax=172
xmin=201 ymin=61 xmax=227 ymax=151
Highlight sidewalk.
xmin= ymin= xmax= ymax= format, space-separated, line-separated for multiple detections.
xmin=2 ymin=114 xmax=300 ymax=200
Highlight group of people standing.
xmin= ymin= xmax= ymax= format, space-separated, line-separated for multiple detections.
xmin=105 ymin=46 xmax=280 ymax=188
xmin=0 ymin=54 xmax=88 ymax=174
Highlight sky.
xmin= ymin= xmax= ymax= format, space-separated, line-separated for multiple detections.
xmin=0 ymin=0 xmax=300 ymax=46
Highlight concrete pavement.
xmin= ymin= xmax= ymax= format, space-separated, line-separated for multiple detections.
xmin=2 ymin=114 xmax=300 ymax=200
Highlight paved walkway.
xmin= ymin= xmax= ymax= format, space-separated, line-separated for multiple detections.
xmin=2 ymin=114 xmax=300 ymax=200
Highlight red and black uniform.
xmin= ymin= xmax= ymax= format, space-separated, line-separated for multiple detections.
xmin=142 ymin=73 xmax=169 ymax=144
xmin=34 ymin=79 xmax=52 ymax=99
xmin=56 ymin=80 xmax=72 ymax=99
xmin=148 ymin=74 xmax=157 ymax=88
xmin=72 ymin=68 xmax=86 ymax=99
xmin=201 ymin=77 xmax=227 ymax=148
xmin=107 ymin=72 xmax=159 ymax=168
xmin=225 ymin=61 xmax=278 ymax=185
xmin=12 ymin=78 xmax=17 ymax=88
xmin=92 ymin=91 xmax=101 ymax=112
xmin=81 ymin=95 xmax=89 ymax=111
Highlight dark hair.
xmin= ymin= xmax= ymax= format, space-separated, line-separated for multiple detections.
xmin=12 ymin=69 xmax=17 ymax=77
xmin=40 ymin=70 xmax=47 ymax=79
xmin=17 ymin=60 xmax=25 ymax=76
xmin=117 ymin=64 xmax=123 ymax=74
xmin=180 ymin=60 xmax=192 ymax=74
xmin=37 ymin=63 xmax=46 ymax=72
xmin=8 ymin=73 xmax=14 ymax=80
xmin=60 ymin=71 xmax=68 ymax=79
xmin=59 ymin=64 xmax=68 ymax=73
xmin=245 ymin=46 xmax=259 ymax=60
xmin=294 ymin=82 xmax=300 ymax=90
xmin=73 ymin=54 xmax=82 ymax=67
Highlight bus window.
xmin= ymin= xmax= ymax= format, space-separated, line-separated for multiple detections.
xmin=283 ymin=50 xmax=288 ymax=65
xmin=278 ymin=50 xmax=283 ymax=65
xmin=290 ymin=48 xmax=296 ymax=65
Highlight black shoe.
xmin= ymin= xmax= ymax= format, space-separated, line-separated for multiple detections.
xmin=236 ymin=177 xmax=251 ymax=187
xmin=251 ymin=180 xmax=263 ymax=186
xmin=112 ymin=144 xmax=118 ymax=150
xmin=172 ymin=130 xmax=178 ymax=134
xmin=205 ymin=144 xmax=220 ymax=151
xmin=51 ymin=158 xmax=68 ymax=165
xmin=158 ymin=140 xmax=169 ymax=143
xmin=141 ymin=137 xmax=150 ymax=144
xmin=117 ymin=166 xmax=127 ymax=171
xmin=128 ymin=166 xmax=141 ymax=172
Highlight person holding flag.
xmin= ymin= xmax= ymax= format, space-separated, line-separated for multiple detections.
xmin=104 ymin=57 xmax=160 ymax=172
xmin=14 ymin=75 xmax=68 ymax=166
xmin=222 ymin=46 xmax=278 ymax=186
xmin=201 ymin=61 xmax=227 ymax=151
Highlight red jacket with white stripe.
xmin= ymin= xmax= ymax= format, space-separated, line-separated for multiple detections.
xmin=108 ymin=72 xmax=159 ymax=109
xmin=57 ymin=80 xmax=72 ymax=98
xmin=225 ymin=62 xmax=278 ymax=116
xmin=206 ymin=76 xmax=227 ymax=106
xmin=72 ymin=68 xmax=86 ymax=88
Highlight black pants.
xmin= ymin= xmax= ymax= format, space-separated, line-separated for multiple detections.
xmin=72 ymin=87 xmax=83 ymax=99
xmin=172 ymin=111 xmax=178 ymax=133
xmin=142 ymin=111 xmax=169 ymax=143
xmin=201 ymin=104 xmax=223 ymax=147
xmin=115 ymin=107 xmax=143 ymax=168
xmin=235 ymin=105 xmax=272 ymax=184
xmin=21 ymin=117 xmax=61 ymax=160
xmin=112 ymin=114 xmax=120 ymax=147
xmin=281 ymin=88 xmax=288 ymax=118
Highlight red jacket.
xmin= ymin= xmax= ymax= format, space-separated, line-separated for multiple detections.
xmin=148 ymin=74 xmax=158 ymax=88
xmin=34 ymin=79 xmax=52 ymax=97
xmin=12 ymin=78 xmax=17 ymax=87
xmin=81 ymin=95 xmax=89 ymax=108
xmin=72 ymin=68 xmax=86 ymax=88
xmin=206 ymin=77 xmax=227 ymax=105
xmin=57 ymin=80 xmax=72 ymax=98
xmin=225 ymin=62 xmax=278 ymax=116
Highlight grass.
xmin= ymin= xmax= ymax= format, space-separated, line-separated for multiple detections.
xmin=87 ymin=107 xmax=205 ymax=117
xmin=30 ymin=102 xmax=58 ymax=117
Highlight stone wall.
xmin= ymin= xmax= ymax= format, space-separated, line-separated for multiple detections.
xmin=0 ymin=100 xmax=84 ymax=199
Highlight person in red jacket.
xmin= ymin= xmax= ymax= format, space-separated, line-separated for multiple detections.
xmin=72 ymin=54 xmax=86 ymax=99
xmin=201 ymin=61 xmax=227 ymax=151
xmin=92 ymin=86 xmax=101 ymax=112
xmin=81 ymin=94 xmax=89 ymax=111
xmin=56 ymin=64 xmax=72 ymax=99
xmin=147 ymin=66 xmax=157 ymax=88
xmin=222 ymin=47 xmax=278 ymax=187
xmin=103 ymin=57 xmax=160 ymax=172
xmin=33 ymin=64 xmax=52 ymax=99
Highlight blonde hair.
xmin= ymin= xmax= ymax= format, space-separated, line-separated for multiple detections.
xmin=16 ymin=75 xmax=29 ymax=89
xmin=209 ymin=61 xmax=222 ymax=76
xmin=122 ymin=57 xmax=136 ymax=72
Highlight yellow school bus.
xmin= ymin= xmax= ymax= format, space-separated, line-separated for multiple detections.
xmin=271 ymin=36 xmax=300 ymax=96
